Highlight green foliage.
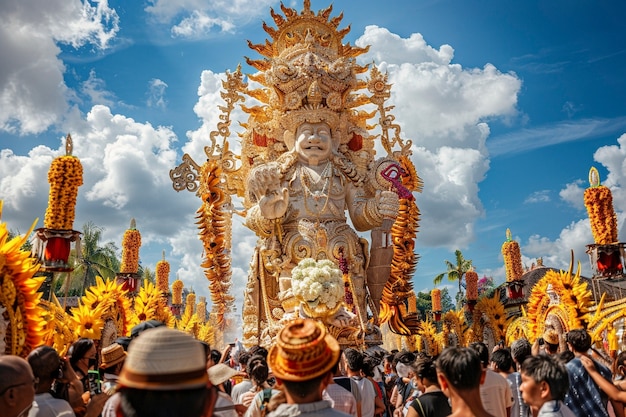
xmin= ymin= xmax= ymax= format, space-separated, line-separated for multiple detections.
xmin=433 ymin=249 xmax=473 ymax=309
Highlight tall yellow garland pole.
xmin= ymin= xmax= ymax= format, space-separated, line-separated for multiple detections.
xmin=117 ymin=219 xmax=142 ymax=294
xmin=31 ymin=134 xmax=83 ymax=306
xmin=502 ymin=228 xmax=525 ymax=299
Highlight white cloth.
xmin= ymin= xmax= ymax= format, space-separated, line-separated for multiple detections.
xmin=351 ymin=376 xmax=376 ymax=417
xmin=214 ymin=391 xmax=238 ymax=417
xmin=28 ymin=392 xmax=75 ymax=417
xmin=537 ymin=400 xmax=577 ymax=417
xmin=480 ymin=369 xmax=513 ymax=417
xmin=231 ymin=379 xmax=253 ymax=404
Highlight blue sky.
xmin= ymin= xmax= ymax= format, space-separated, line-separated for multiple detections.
xmin=2 ymin=0 xmax=626 ymax=335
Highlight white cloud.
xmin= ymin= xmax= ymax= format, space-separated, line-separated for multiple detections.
xmin=145 ymin=0 xmax=274 ymax=38
xmin=0 ymin=0 xmax=119 ymax=135
xmin=81 ymin=69 xmax=117 ymax=107
xmin=524 ymin=190 xmax=551 ymax=204
xmin=171 ymin=11 xmax=235 ymax=38
xmin=147 ymin=79 xmax=168 ymax=109
xmin=559 ymin=180 xmax=585 ymax=210
xmin=353 ymin=26 xmax=520 ymax=250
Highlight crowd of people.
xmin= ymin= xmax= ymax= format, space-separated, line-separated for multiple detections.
xmin=1 ymin=320 xmax=624 ymax=417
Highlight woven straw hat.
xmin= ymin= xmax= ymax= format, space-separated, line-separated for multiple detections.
xmin=268 ymin=318 xmax=340 ymax=382
xmin=100 ymin=343 xmax=126 ymax=369
xmin=208 ymin=363 xmax=239 ymax=386
xmin=543 ymin=329 xmax=560 ymax=346
xmin=118 ymin=327 xmax=208 ymax=390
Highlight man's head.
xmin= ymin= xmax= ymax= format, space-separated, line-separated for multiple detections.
xmin=0 ymin=355 xmax=36 ymax=417
xmin=343 ymin=348 xmax=363 ymax=373
xmin=566 ymin=329 xmax=592 ymax=353
xmin=413 ymin=355 xmax=438 ymax=391
xmin=520 ymin=354 xmax=569 ymax=409
xmin=469 ymin=342 xmax=490 ymax=368
xmin=510 ymin=338 xmax=532 ymax=366
xmin=490 ymin=348 xmax=513 ymax=374
xmin=27 ymin=345 xmax=61 ymax=393
xmin=117 ymin=327 xmax=209 ymax=417
xmin=268 ymin=318 xmax=340 ymax=402
xmin=436 ymin=347 xmax=483 ymax=394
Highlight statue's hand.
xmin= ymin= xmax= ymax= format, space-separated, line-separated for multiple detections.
xmin=259 ymin=187 xmax=289 ymax=219
xmin=376 ymin=190 xmax=400 ymax=219
xmin=328 ymin=306 xmax=356 ymax=328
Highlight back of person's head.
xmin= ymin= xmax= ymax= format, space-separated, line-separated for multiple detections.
xmin=413 ymin=355 xmax=438 ymax=383
xmin=343 ymin=348 xmax=363 ymax=372
xmin=511 ymin=338 xmax=532 ymax=365
xmin=566 ymin=329 xmax=591 ymax=353
xmin=117 ymin=327 xmax=209 ymax=417
xmin=469 ymin=342 xmax=489 ymax=367
xmin=436 ymin=347 xmax=482 ymax=391
xmin=361 ymin=354 xmax=380 ymax=378
xmin=237 ymin=350 xmax=252 ymax=371
xmin=27 ymin=345 xmax=60 ymax=386
xmin=556 ymin=350 xmax=574 ymax=364
xmin=395 ymin=350 xmax=416 ymax=365
xmin=248 ymin=345 xmax=268 ymax=360
xmin=210 ymin=349 xmax=221 ymax=364
xmin=491 ymin=348 xmax=513 ymax=373
xmin=247 ymin=355 xmax=269 ymax=386
xmin=521 ymin=354 xmax=569 ymax=401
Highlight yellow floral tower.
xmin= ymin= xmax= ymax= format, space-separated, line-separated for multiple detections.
xmin=584 ymin=167 xmax=624 ymax=278
xmin=117 ymin=218 xmax=142 ymax=292
xmin=502 ymin=228 xmax=525 ymax=299
xmin=32 ymin=134 xmax=83 ymax=271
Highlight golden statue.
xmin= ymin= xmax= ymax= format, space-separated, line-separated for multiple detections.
xmin=171 ymin=0 xmax=422 ymax=347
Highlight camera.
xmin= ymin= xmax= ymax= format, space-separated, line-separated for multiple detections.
xmin=88 ymin=370 xmax=102 ymax=395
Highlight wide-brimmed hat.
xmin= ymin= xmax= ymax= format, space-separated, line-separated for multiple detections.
xmin=268 ymin=318 xmax=340 ymax=382
xmin=118 ymin=327 xmax=208 ymax=390
xmin=208 ymin=363 xmax=239 ymax=386
xmin=543 ymin=329 xmax=560 ymax=346
xmin=100 ymin=343 xmax=126 ymax=369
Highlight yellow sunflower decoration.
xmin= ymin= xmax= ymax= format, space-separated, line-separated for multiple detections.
xmin=129 ymin=280 xmax=176 ymax=329
xmin=70 ymin=303 xmax=106 ymax=340
xmin=0 ymin=202 xmax=46 ymax=357
xmin=40 ymin=295 xmax=76 ymax=356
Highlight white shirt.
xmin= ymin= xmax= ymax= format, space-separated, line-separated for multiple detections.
xmin=480 ymin=369 xmax=513 ymax=417
xmin=351 ymin=376 xmax=376 ymax=417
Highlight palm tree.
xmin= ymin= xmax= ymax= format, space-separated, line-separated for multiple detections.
xmin=74 ymin=222 xmax=119 ymax=294
xmin=433 ymin=249 xmax=473 ymax=309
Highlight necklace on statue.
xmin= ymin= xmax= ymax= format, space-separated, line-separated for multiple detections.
xmin=300 ymin=161 xmax=332 ymax=216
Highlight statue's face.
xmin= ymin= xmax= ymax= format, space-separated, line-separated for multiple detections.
xmin=294 ymin=122 xmax=333 ymax=165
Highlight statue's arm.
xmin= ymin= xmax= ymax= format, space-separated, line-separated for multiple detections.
xmin=349 ymin=186 xmax=399 ymax=232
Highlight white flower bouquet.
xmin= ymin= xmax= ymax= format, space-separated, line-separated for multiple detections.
xmin=291 ymin=258 xmax=344 ymax=318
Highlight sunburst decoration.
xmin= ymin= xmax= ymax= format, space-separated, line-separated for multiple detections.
xmin=70 ymin=303 xmax=106 ymax=340
xmin=39 ymin=296 xmax=76 ymax=356
xmin=525 ymin=253 xmax=592 ymax=339
xmin=0 ymin=203 xmax=46 ymax=357
xmin=80 ymin=276 xmax=131 ymax=341
xmin=417 ymin=319 xmax=443 ymax=356
xmin=129 ymin=280 xmax=176 ymax=329
xmin=475 ymin=290 xmax=510 ymax=343
xmin=442 ymin=309 xmax=468 ymax=347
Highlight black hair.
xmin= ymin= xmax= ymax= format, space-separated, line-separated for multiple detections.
xmin=521 ymin=354 xmax=569 ymax=401
xmin=413 ymin=355 xmax=438 ymax=383
xmin=343 ymin=348 xmax=363 ymax=372
xmin=248 ymin=345 xmax=269 ymax=360
xmin=361 ymin=355 xmax=380 ymax=378
xmin=210 ymin=349 xmax=221 ymax=364
xmin=566 ymin=329 xmax=592 ymax=353
xmin=119 ymin=387 xmax=208 ymax=417
xmin=69 ymin=338 xmax=95 ymax=369
xmin=237 ymin=351 xmax=252 ymax=369
xmin=490 ymin=349 xmax=513 ymax=373
xmin=28 ymin=345 xmax=61 ymax=381
xmin=247 ymin=355 xmax=269 ymax=386
xmin=468 ymin=342 xmax=489 ymax=367
xmin=556 ymin=350 xmax=574 ymax=364
xmin=282 ymin=374 xmax=326 ymax=398
xmin=436 ymin=347 xmax=482 ymax=391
